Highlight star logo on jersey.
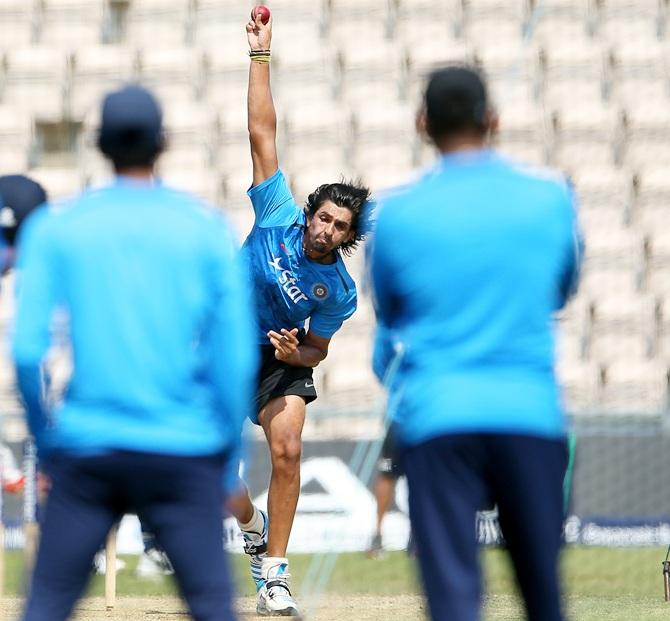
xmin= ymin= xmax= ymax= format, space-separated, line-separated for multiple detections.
xmin=268 ymin=255 xmax=308 ymax=304
xmin=312 ymin=283 xmax=329 ymax=300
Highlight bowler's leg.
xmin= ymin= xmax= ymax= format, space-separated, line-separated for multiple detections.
xmin=258 ymin=395 xmax=306 ymax=558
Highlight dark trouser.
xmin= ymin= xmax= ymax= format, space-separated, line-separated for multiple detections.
xmin=402 ymin=433 xmax=568 ymax=621
xmin=22 ymin=451 xmax=236 ymax=621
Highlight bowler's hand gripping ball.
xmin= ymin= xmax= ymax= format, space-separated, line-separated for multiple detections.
xmin=251 ymin=5 xmax=271 ymax=24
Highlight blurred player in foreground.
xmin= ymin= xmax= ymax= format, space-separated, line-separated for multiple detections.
xmin=369 ymin=66 xmax=582 ymax=621
xmin=0 ymin=175 xmax=47 ymax=495
xmin=13 ymin=84 xmax=256 ymax=621
xmin=228 ymin=12 xmax=371 ymax=617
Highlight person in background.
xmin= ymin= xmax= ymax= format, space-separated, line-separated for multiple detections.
xmin=0 ymin=175 xmax=47 ymax=497
xmin=0 ymin=174 xmax=47 ymax=274
xmin=367 ymin=326 xmax=411 ymax=559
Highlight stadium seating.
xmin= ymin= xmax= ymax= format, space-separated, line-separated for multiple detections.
xmin=0 ymin=106 xmax=34 ymax=170
xmin=549 ymin=103 xmax=620 ymax=168
xmin=263 ymin=0 xmax=323 ymax=25
xmin=38 ymin=0 xmax=105 ymax=48
xmin=29 ymin=166 xmax=85 ymax=200
xmin=594 ymin=0 xmax=665 ymax=42
xmin=138 ymin=48 xmax=205 ymax=103
xmin=0 ymin=1 xmax=37 ymax=49
xmin=556 ymin=357 xmax=601 ymax=413
xmin=394 ymin=9 xmax=458 ymax=48
xmin=633 ymin=166 xmax=670 ymax=227
xmin=621 ymin=101 xmax=670 ymax=168
xmin=271 ymin=23 xmax=336 ymax=107
xmin=2 ymin=47 xmax=70 ymax=121
xmin=282 ymin=99 xmax=350 ymax=163
xmin=609 ymin=40 xmax=668 ymax=104
xmin=125 ymin=0 xmax=192 ymax=47
xmin=70 ymin=45 xmax=137 ymax=119
xmin=323 ymin=0 xmax=394 ymax=38
xmin=0 ymin=0 xmax=666 ymax=418
xmin=596 ymin=359 xmax=669 ymax=414
xmin=320 ymin=333 xmax=376 ymax=397
xmin=569 ymin=165 xmax=631 ymax=220
xmin=336 ymin=41 xmax=407 ymax=105
xmin=538 ymin=38 xmax=610 ymax=105
xmin=495 ymin=97 xmax=548 ymax=164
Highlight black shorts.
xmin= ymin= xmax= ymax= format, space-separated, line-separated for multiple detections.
xmin=252 ymin=345 xmax=318 ymax=423
xmin=377 ymin=426 xmax=402 ymax=479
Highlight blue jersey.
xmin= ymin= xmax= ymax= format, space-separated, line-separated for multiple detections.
xmin=372 ymin=325 xmax=403 ymax=385
xmin=12 ymin=177 xmax=257 ymax=463
xmin=243 ymin=169 xmax=357 ymax=344
xmin=370 ymin=150 xmax=582 ymax=446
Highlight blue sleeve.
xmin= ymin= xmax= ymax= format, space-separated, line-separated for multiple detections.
xmin=309 ymin=288 xmax=357 ymax=339
xmin=372 ymin=324 xmax=395 ymax=382
xmin=366 ymin=202 xmax=396 ymax=381
xmin=557 ymin=186 xmax=584 ymax=309
xmin=12 ymin=209 xmax=60 ymax=454
xmin=369 ymin=205 xmax=403 ymax=329
xmin=247 ymin=169 xmax=302 ymax=228
xmin=204 ymin=219 xmax=258 ymax=493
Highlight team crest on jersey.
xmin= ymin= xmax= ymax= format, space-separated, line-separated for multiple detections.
xmin=312 ymin=283 xmax=329 ymax=300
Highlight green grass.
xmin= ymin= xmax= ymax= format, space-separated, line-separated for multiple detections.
xmin=5 ymin=547 xmax=670 ymax=619
xmin=2 ymin=550 xmax=420 ymax=598
xmin=483 ymin=547 xmax=670 ymax=620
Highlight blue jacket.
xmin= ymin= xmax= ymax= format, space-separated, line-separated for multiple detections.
xmin=12 ymin=177 xmax=257 ymax=467
xmin=369 ymin=150 xmax=582 ymax=446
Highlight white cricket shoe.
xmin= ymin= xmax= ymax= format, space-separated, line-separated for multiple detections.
xmin=136 ymin=548 xmax=174 ymax=578
xmin=256 ymin=559 xmax=300 ymax=617
xmin=92 ymin=550 xmax=126 ymax=575
xmin=241 ymin=509 xmax=268 ymax=590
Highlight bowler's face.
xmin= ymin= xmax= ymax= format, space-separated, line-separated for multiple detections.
xmin=304 ymin=201 xmax=354 ymax=259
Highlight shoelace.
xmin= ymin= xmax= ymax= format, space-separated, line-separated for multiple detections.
xmin=266 ymin=575 xmax=293 ymax=599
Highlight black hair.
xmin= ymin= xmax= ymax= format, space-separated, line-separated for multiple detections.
xmin=98 ymin=127 xmax=165 ymax=169
xmin=305 ymin=180 xmax=372 ymax=256
xmin=424 ymin=64 xmax=489 ymax=143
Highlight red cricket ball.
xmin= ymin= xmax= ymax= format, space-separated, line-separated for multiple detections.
xmin=251 ymin=5 xmax=271 ymax=24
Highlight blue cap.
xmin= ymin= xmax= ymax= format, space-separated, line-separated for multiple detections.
xmin=98 ymin=85 xmax=164 ymax=163
xmin=0 ymin=175 xmax=47 ymax=245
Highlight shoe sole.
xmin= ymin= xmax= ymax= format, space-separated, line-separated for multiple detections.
xmin=256 ymin=608 xmax=301 ymax=618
